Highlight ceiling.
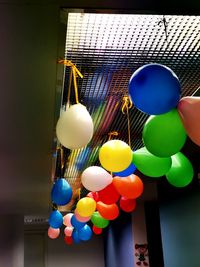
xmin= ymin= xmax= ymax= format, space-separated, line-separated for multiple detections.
xmin=58 ymin=12 xmax=200 ymax=210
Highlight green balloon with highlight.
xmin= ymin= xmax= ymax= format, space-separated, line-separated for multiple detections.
xmin=166 ymin=152 xmax=194 ymax=187
xmin=91 ymin=211 xmax=109 ymax=229
xmin=142 ymin=109 xmax=187 ymax=157
xmin=132 ymin=147 xmax=172 ymax=177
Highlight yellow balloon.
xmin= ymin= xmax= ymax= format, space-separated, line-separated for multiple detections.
xmin=76 ymin=197 xmax=96 ymax=217
xmin=99 ymin=139 xmax=132 ymax=172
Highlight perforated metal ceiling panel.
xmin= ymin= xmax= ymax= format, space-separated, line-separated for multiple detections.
xmin=60 ymin=12 xmax=200 ymax=207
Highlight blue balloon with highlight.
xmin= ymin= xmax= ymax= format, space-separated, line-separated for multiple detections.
xmin=128 ymin=64 xmax=181 ymax=115
xmin=113 ymin=163 xmax=136 ymax=177
xmin=78 ymin=224 xmax=93 ymax=241
xmin=71 ymin=215 xmax=86 ymax=230
xmin=51 ymin=178 xmax=72 ymax=206
xmin=48 ymin=210 xmax=63 ymax=229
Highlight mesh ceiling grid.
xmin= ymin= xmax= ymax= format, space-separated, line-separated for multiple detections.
xmin=59 ymin=12 xmax=200 ymax=202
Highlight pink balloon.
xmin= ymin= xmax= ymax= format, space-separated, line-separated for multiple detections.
xmin=74 ymin=209 xmax=91 ymax=222
xmin=64 ymin=226 xmax=73 ymax=237
xmin=178 ymin=96 xmax=200 ymax=146
xmin=63 ymin=213 xmax=73 ymax=227
xmin=48 ymin=227 xmax=60 ymax=239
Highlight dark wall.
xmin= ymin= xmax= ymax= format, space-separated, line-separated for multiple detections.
xmin=104 ymin=212 xmax=134 ymax=267
xmin=160 ymin=188 xmax=200 ymax=267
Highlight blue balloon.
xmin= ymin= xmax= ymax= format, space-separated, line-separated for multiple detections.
xmin=78 ymin=224 xmax=92 ymax=241
xmin=48 ymin=210 xmax=63 ymax=229
xmin=72 ymin=229 xmax=81 ymax=244
xmin=128 ymin=64 xmax=181 ymax=115
xmin=113 ymin=163 xmax=136 ymax=177
xmin=51 ymin=178 xmax=72 ymax=205
xmin=71 ymin=215 xmax=86 ymax=230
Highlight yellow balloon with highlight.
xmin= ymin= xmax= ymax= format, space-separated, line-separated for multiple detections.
xmin=99 ymin=139 xmax=132 ymax=172
xmin=76 ymin=197 xmax=96 ymax=217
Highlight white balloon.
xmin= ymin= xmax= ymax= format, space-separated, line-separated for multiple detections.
xmin=56 ymin=104 xmax=94 ymax=149
xmin=81 ymin=166 xmax=112 ymax=192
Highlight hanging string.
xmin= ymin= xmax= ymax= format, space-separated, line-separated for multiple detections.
xmin=158 ymin=15 xmax=168 ymax=43
xmin=60 ymin=147 xmax=65 ymax=173
xmin=58 ymin=59 xmax=83 ymax=105
xmin=108 ymin=131 xmax=119 ymax=141
xmin=121 ymin=96 xmax=133 ymax=147
xmin=77 ymin=188 xmax=81 ymax=201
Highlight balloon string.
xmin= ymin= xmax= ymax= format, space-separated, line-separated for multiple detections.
xmin=108 ymin=131 xmax=119 ymax=141
xmin=78 ymin=188 xmax=81 ymax=200
xmin=58 ymin=59 xmax=83 ymax=105
xmin=121 ymin=96 xmax=133 ymax=147
xmin=67 ymin=69 xmax=73 ymax=107
xmin=60 ymin=147 xmax=64 ymax=171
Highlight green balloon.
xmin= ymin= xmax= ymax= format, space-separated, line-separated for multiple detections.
xmin=142 ymin=109 xmax=187 ymax=157
xmin=166 ymin=152 xmax=194 ymax=187
xmin=91 ymin=211 xmax=109 ymax=228
xmin=132 ymin=147 xmax=172 ymax=177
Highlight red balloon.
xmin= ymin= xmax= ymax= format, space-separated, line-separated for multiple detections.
xmin=87 ymin=191 xmax=99 ymax=202
xmin=120 ymin=197 xmax=136 ymax=212
xmin=113 ymin=174 xmax=143 ymax=199
xmin=98 ymin=182 xmax=120 ymax=204
xmin=96 ymin=201 xmax=119 ymax=220
xmin=93 ymin=225 xmax=103 ymax=235
xmin=64 ymin=235 xmax=73 ymax=245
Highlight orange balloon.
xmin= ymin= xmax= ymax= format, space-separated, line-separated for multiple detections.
xmin=178 ymin=96 xmax=200 ymax=146
xmin=113 ymin=174 xmax=143 ymax=199
xmin=96 ymin=201 xmax=119 ymax=220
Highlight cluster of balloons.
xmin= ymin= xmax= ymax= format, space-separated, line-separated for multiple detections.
xmin=48 ymin=178 xmax=73 ymax=240
xmin=129 ymin=63 xmax=197 ymax=187
xmin=48 ymin=63 xmax=200 ymax=246
xmin=47 ymin=147 xmax=143 ymax=244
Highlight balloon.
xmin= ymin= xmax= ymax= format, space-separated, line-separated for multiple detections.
xmin=99 ymin=140 xmax=132 ymax=172
xmin=166 ymin=152 xmax=194 ymax=187
xmin=132 ymin=147 xmax=172 ymax=177
xmin=128 ymin=63 xmax=181 ymax=115
xmin=178 ymin=96 xmax=200 ymax=146
xmin=56 ymin=103 xmax=94 ymax=149
xmin=71 ymin=215 xmax=86 ymax=230
xmin=64 ymin=236 xmax=73 ymax=245
xmin=113 ymin=164 xmax=136 ymax=177
xmin=113 ymin=174 xmax=143 ymax=199
xmin=48 ymin=210 xmax=63 ymax=229
xmin=74 ymin=209 xmax=91 ymax=223
xmin=87 ymin=191 xmax=99 ymax=202
xmin=91 ymin=211 xmax=109 ymax=228
xmin=76 ymin=197 xmax=96 ymax=217
xmin=72 ymin=229 xmax=81 ymax=244
xmin=48 ymin=227 xmax=60 ymax=239
xmin=63 ymin=213 xmax=73 ymax=227
xmin=51 ymin=178 xmax=72 ymax=205
xmin=120 ymin=197 xmax=136 ymax=212
xmin=142 ymin=109 xmax=187 ymax=157
xmin=81 ymin=166 xmax=112 ymax=192
xmin=64 ymin=227 xmax=73 ymax=237
xmin=113 ymin=163 xmax=136 ymax=177
xmin=96 ymin=202 xmax=119 ymax=220
xmin=78 ymin=225 xmax=93 ymax=241
xmin=93 ymin=225 xmax=103 ymax=235
xmin=98 ymin=182 xmax=120 ymax=204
